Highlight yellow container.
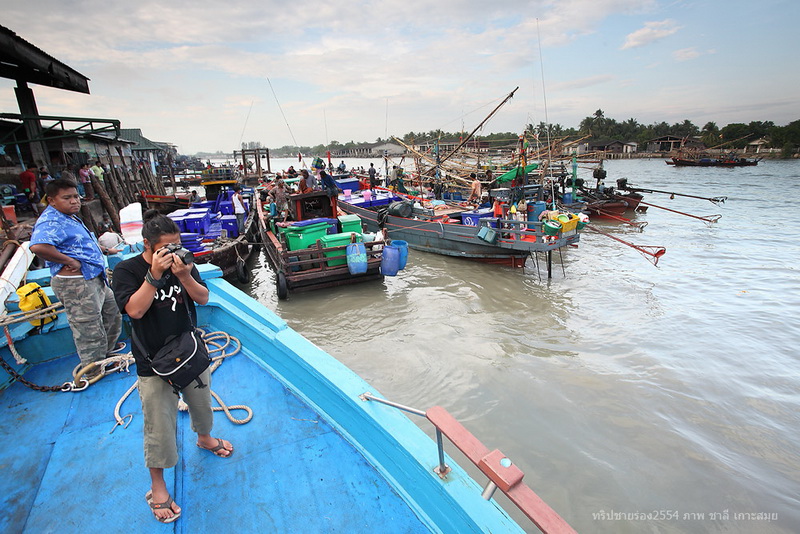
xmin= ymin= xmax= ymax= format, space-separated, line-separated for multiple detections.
xmin=560 ymin=214 xmax=579 ymax=233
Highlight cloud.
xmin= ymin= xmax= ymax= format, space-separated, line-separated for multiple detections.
xmin=550 ymin=75 xmax=615 ymax=92
xmin=621 ymin=19 xmax=680 ymax=49
xmin=672 ymin=47 xmax=700 ymax=61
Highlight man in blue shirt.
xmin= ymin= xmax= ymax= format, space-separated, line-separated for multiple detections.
xmin=30 ymin=179 xmax=122 ymax=372
xmin=319 ymin=170 xmax=341 ymax=197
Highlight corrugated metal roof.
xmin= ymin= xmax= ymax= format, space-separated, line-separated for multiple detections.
xmin=0 ymin=24 xmax=90 ymax=93
xmin=117 ymin=128 xmax=161 ymax=151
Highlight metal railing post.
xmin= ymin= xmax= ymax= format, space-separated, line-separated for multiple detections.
xmin=433 ymin=429 xmax=450 ymax=478
xmin=481 ymin=481 xmax=498 ymax=500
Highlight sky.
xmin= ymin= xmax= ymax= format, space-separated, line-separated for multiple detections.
xmin=2 ymin=0 xmax=799 ymax=154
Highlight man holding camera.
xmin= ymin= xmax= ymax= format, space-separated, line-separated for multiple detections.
xmin=29 ymin=179 xmax=123 ymax=373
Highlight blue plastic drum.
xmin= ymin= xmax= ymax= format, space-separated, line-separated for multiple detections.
xmin=391 ymin=240 xmax=409 ymax=269
xmin=381 ymin=245 xmax=400 ymax=276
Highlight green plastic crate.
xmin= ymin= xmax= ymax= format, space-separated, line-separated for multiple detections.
xmin=284 ymin=223 xmax=330 ymax=251
xmin=337 ymin=214 xmax=363 ymax=235
xmin=320 ymin=232 xmax=362 ymax=266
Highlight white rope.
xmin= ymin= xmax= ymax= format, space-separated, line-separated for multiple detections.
xmin=111 ymin=330 xmax=252 ymax=432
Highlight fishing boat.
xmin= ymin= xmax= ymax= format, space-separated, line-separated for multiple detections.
xmin=0 ymin=253 xmax=574 ymax=533
xmin=161 ymin=179 xmax=258 ymax=283
xmin=338 ymin=186 xmax=581 ymax=272
xmin=665 ymin=155 xmax=760 ymax=167
xmin=255 ymin=190 xmax=384 ymax=300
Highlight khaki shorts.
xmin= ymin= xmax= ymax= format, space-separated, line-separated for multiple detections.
xmin=138 ymin=368 xmax=213 ymax=469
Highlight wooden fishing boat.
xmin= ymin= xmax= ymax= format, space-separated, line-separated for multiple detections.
xmin=164 ymin=179 xmax=258 ymax=283
xmin=255 ymin=190 xmax=384 ymax=300
xmin=339 ymin=189 xmax=580 ymax=271
xmin=666 ymin=156 xmax=760 ymax=167
xmin=0 ymin=259 xmax=574 ymax=533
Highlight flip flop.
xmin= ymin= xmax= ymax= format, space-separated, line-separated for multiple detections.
xmin=197 ymin=437 xmax=234 ymax=458
xmin=146 ymin=491 xmax=181 ymax=523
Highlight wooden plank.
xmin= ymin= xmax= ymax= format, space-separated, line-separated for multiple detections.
xmin=427 ymin=405 xmax=575 ymax=534
xmin=426 ymin=405 xmax=489 ymax=464
xmin=506 ymin=484 xmax=577 ymax=534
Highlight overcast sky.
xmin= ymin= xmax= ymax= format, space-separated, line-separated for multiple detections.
xmin=2 ymin=0 xmax=798 ymax=154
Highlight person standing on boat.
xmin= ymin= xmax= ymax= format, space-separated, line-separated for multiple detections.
xmin=304 ymin=169 xmax=318 ymax=191
xmin=485 ymin=169 xmax=495 ymax=190
xmin=368 ymin=163 xmax=378 ymax=189
xmin=29 ymin=179 xmax=123 ymax=373
xmin=112 ymin=210 xmax=233 ymax=524
xmin=231 ymin=184 xmax=247 ymax=234
xmin=319 ymin=170 xmax=340 ymax=197
xmin=269 ymin=179 xmax=290 ymax=220
xmin=468 ymin=173 xmax=482 ymax=203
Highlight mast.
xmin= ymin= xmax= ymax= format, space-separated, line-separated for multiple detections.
xmin=439 ymin=87 xmax=519 ymax=165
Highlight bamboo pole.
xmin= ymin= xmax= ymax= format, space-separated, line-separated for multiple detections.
xmin=89 ymin=174 xmax=121 ymax=232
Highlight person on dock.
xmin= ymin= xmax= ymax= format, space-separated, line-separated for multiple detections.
xmin=90 ymin=160 xmax=105 ymax=184
xmin=19 ymin=163 xmax=40 ymax=216
xmin=29 ymin=179 xmax=123 ymax=374
xmin=112 ymin=210 xmax=233 ymax=524
xmin=79 ymin=163 xmax=95 ymax=200
xmin=36 ymin=170 xmax=54 ymax=206
xmin=368 ymin=163 xmax=378 ymax=189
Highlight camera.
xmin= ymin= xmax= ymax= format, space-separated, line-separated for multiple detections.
xmin=163 ymin=243 xmax=194 ymax=264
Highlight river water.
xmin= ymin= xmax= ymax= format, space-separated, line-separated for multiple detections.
xmin=234 ymin=157 xmax=800 ymax=533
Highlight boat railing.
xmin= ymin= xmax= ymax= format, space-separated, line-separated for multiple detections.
xmin=359 ymin=392 xmax=576 ymax=534
xmin=279 ymin=239 xmax=384 ymax=272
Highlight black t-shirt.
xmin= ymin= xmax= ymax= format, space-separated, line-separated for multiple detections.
xmin=112 ymin=254 xmax=206 ymax=377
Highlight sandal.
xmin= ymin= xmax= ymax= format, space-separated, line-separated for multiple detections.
xmin=197 ymin=437 xmax=234 ymax=458
xmin=146 ymin=491 xmax=181 ymax=523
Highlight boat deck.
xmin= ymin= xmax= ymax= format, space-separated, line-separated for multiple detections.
xmin=0 ymin=342 xmax=427 ymax=533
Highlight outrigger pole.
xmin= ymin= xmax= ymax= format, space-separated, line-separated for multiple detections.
xmin=616 ymin=196 xmax=722 ymax=223
xmin=584 ymin=225 xmax=666 ymax=266
xmin=619 ymin=185 xmax=727 ymax=205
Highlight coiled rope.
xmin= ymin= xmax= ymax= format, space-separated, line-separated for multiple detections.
xmin=110 ymin=329 xmax=253 ymax=433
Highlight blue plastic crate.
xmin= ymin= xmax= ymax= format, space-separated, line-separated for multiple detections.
xmin=184 ymin=215 xmax=209 ymax=234
xmin=218 ymin=201 xmax=234 ymax=215
xmin=220 ymin=215 xmax=239 ymax=237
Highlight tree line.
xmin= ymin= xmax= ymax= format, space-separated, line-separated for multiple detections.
xmin=263 ymin=111 xmax=800 ymax=158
